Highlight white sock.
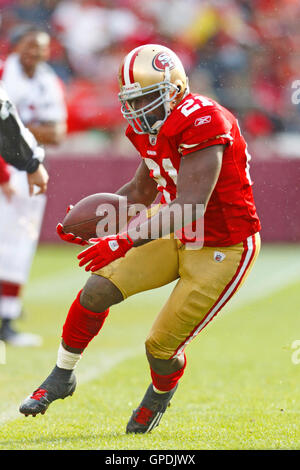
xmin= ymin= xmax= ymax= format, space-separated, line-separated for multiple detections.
xmin=153 ymin=385 xmax=169 ymax=394
xmin=56 ymin=343 xmax=81 ymax=370
xmin=0 ymin=296 xmax=22 ymax=320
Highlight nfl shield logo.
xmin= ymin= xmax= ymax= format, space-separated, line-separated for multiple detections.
xmin=149 ymin=135 xmax=157 ymax=146
xmin=214 ymin=251 xmax=226 ymax=262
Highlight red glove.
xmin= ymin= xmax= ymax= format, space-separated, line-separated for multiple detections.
xmin=56 ymin=206 xmax=88 ymax=246
xmin=56 ymin=223 xmax=89 ymax=246
xmin=77 ymin=233 xmax=134 ymax=272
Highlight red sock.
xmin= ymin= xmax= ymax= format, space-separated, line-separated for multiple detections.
xmin=0 ymin=281 xmax=22 ymax=319
xmin=62 ymin=290 xmax=109 ymax=350
xmin=0 ymin=281 xmax=22 ymax=297
xmin=150 ymin=353 xmax=187 ymax=392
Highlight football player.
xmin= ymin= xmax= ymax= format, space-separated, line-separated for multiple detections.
xmin=20 ymin=44 xmax=261 ymax=433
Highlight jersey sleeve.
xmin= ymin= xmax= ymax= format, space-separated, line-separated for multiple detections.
xmin=179 ymin=108 xmax=233 ymax=156
xmin=0 ymin=84 xmax=45 ymax=173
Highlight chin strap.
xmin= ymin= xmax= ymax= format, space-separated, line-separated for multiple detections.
xmin=150 ymin=120 xmax=163 ymax=133
xmin=184 ymin=77 xmax=190 ymax=96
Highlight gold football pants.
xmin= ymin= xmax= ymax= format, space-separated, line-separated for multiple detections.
xmin=95 ymin=232 xmax=260 ymax=359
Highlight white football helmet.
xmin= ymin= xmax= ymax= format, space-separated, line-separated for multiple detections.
xmin=118 ymin=44 xmax=188 ymax=134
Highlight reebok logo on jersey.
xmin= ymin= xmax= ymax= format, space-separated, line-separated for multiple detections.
xmin=194 ymin=115 xmax=211 ymax=126
xmin=108 ymin=240 xmax=120 ymax=252
xmin=214 ymin=251 xmax=226 ymax=262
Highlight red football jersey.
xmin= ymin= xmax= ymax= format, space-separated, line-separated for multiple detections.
xmin=126 ymin=93 xmax=261 ymax=246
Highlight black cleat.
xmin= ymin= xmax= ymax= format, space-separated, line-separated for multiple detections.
xmin=126 ymin=383 xmax=178 ymax=434
xmin=19 ymin=366 xmax=76 ymax=417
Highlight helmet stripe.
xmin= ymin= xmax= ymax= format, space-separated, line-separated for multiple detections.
xmin=128 ymin=48 xmax=140 ymax=84
xmin=121 ymin=62 xmax=125 ymax=86
xmin=123 ymin=46 xmax=143 ymax=85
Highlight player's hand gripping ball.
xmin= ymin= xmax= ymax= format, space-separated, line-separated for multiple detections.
xmin=77 ymin=233 xmax=134 ymax=272
xmin=56 ymin=193 xmax=129 ymax=245
xmin=56 ymin=205 xmax=88 ymax=246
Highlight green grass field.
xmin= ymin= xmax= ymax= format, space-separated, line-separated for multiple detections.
xmin=0 ymin=243 xmax=300 ymax=450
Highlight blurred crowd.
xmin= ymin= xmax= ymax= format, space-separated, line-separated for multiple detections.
xmin=0 ymin=0 xmax=299 ymax=152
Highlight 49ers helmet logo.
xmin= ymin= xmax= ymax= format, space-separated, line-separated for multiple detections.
xmin=152 ymin=52 xmax=175 ymax=71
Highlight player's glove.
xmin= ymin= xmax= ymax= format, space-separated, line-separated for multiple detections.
xmin=56 ymin=205 xmax=88 ymax=246
xmin=77 ymin=233 xmax=134 ymax=272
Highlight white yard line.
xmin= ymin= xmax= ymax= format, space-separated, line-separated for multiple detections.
xmin=144 ymin=246 xmax=300 ymax=309
xmin=24 ymin=246 xmax=300 ymax=305
xmin=76 ymin=346 xmax=143 ymax=384
xmin=224 ymin=247 xmax=300 ymax=310
xmin=24 ymin=268 xmax=88 ymax=301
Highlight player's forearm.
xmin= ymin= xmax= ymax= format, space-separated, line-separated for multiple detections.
xmin=0 ymin=90 xmax=45 ymax=172
xmin=127 ymin=197 xmax=204 ymax=247
xmin=116 ymin=181 xmax=137 ymax=203
xmin=116 ymin=180 xmax=157 ymax=207
xmin=0 ymin=114 xmax=43 ymax=172
xmin=116 ymin=160 xmax=158 ymax=207
xmin=127 ymin=145 xmax=223 ymax=247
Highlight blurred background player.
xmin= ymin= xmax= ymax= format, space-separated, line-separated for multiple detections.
xmin=0 ymin=25 xmax=67 ymax=346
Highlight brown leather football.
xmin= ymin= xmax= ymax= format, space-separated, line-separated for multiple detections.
xmin=62 ymin=193 xmax=129 ymax=241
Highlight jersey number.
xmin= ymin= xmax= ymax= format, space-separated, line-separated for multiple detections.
xmin=177 ymin=95 xmax=213 ymax=117
xmin=144 ymin=157 xmax=178 ymax=203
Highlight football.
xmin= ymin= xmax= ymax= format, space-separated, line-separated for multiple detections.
xmin=62 ymin=192 xmax=129 ymax=241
